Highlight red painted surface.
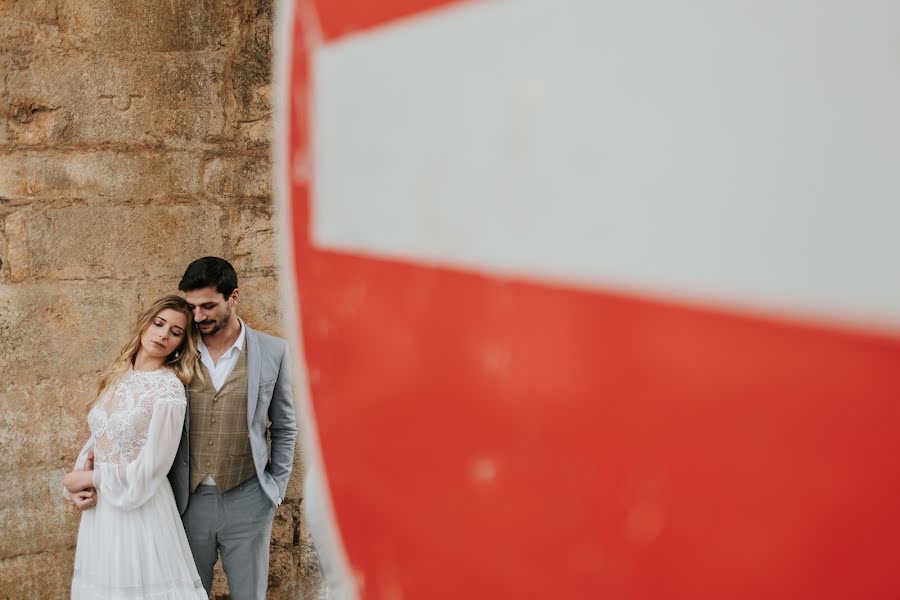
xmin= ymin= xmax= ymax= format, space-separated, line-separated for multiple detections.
xmin=310 ymin=0 xmax=464 ymax=42
xmin=285 ymin=2 xmax=900 ymax=598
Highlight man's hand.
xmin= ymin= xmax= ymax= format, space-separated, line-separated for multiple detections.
xmin=69 ymin=489 xmax=97 ymax=511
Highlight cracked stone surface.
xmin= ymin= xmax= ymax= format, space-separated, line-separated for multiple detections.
xmin=0 ymin=1 xmax=329 ymax=598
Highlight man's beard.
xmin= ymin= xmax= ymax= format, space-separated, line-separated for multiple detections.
xmin=199 ymin=320 xmax=223 ymax=336
xmin=198 ymin=310 xmax=230 ymax=337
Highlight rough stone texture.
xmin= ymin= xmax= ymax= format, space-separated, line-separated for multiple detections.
xmin=0 ymin=467 xmax=80 ymax=560
xmin=204 ymin=155 xmax=272 ymax=199
xmin=0 ymin=226 xmax=9 ymax=280
xmin=0 ymin=549 xmax=75 ymax=600
xmin=240 ymin=276 xmax=283 ymax=338
xmin=56 ymin=1 xmax=235 ymax=53
xmin=230 ymin=1 xmax=273 ymax=124
xmin=0 ymin=281 xmax=150 ymax=386
xmin=5 ymin=52 xmax=228 ymax=147
xmin=0 ymin=376 xmax=95 ymax=473
xmin=0 ymin=1 xmax=328 ymax=597
xmin=4 ymin=204 xmax=226 ymax=280
xmin=0 ymin=1 xmax=61 ymax=53
xmin=0 ymin=151 xmax=205 ymax=200
xmin=228 ymin=201 xmax=278 ymax=276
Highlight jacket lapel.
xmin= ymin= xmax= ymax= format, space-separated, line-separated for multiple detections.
xmin=245 ymin=325 xmax=261 ymax=427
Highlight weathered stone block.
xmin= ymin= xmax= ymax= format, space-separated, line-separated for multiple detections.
xmin=0 ymin=151 xmax=204 ymax=201
xmin=0 ymin=226 xmax=9 ymax=282
xmin=0 ymin=467 xmax=80 ymax=560
xmin=231 ymin=0 xmax=273 ymax=124
xmin=268 ymin=505 xmax=332 ymax=600
xmin=59 ymin=380 xmax=97 ymax=462
xmin=204 ymin=155 xmax=271 ymax=198
xmin=6 ymin=53 xmax=226 ymax=146
xmin=0 ymin=53 xmax=13 ymax=145
xmin=285 ymin=463 xmax=305 ymax=503
xmin=269 ymin=545 xmax=299 ymax=597
xmin=0 ymin=1 xmax=61 ymax=51
xmin=236 ymin=114 xmax=272 ymax=147
xmin=3 ymin=211 xmax=29 ymax=281
xmin=229 ymin=202 xmax=277 ymax=275
xmin=211 ymin=560 xmax=230 ymax=598
xmin=0 ymin=548 xmax=75 ymax=599
xmin=239 ymin=275 xmax=283 ymax=337
xmin=227 ymin=0 xmax=273 ymax=132
xmin=0 ymin=280 xmax=182 ymax=386
xmin=57 ymin=0 xmax=234 ymax=53
xmin=2 ymin=98 xmax=66 ymax=146
xmin=271 ymin=503 xmax=296 ymax=548
xmin=0 ymin=0 xmax=326 ymax=595
xmin=4 ymin=203 xmax=226 ymax=281
xmin=0 ymin=377 xmax=94 ymax=471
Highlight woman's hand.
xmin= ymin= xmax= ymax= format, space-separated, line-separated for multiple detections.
xmin=69 ymin=489 xmax=97 ymax=511
xmin=63 ymin=469 xmax=95 ymax=494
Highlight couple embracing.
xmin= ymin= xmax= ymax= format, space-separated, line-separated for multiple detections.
xmin=62 ymin=257 xmax=297 ymax=600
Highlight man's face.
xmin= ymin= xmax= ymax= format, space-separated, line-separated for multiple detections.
xmin=184 ymin=286 xmax=237 ymax=337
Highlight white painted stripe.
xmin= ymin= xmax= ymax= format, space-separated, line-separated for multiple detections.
xmin=312 ymin=0 xmax=900 ymax=329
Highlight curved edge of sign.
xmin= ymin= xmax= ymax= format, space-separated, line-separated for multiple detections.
xmin=273 ymin=1 xmax=359 ymax=598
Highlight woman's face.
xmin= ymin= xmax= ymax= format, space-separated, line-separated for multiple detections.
xmin=140 ymin=308 xmax=189 ymax=360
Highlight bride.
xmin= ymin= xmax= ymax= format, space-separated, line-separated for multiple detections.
xmin=63 ymin=295 xmax=207 ymax=599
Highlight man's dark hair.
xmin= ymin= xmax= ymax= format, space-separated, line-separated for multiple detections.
xmin=178 ymin=256 xmax=238 ymax=298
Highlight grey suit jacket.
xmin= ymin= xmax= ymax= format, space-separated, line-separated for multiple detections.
xmin=168 ymin=325 xmax=298 ymax=513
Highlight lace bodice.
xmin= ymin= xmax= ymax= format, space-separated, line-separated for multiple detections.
xmin=89 ymin=369 xmax=186 ymax=465
xmin=70 ymin=368 xmax=187 ymax=511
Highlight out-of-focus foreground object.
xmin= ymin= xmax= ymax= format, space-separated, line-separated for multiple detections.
xmin=274 ymin=1 xmax=900 ymax=598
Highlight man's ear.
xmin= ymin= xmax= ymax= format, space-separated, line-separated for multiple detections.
xmin=230 ymin=288 xmax=240 ymax=305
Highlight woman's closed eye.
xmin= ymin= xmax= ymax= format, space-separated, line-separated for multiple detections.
xmin=151 ymin=319 xmax=184 ymax=337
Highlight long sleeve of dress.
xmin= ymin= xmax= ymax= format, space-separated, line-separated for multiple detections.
xmin=62 ymin=433 xmax=96 ymax=499
xmin=74 ymin=434 xmax=95 ymax=470
xmin=92 ymin=396 xmax=187 ymax=511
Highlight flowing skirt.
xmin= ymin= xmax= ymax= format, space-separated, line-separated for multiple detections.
xmin=71 ymin=479 xmax=206 ymax=600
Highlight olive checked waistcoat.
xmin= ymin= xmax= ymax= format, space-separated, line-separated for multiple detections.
xmin=188 ymin=348 xmax=256 ymax=493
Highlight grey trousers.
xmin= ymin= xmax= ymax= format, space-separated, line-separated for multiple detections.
xmin=183 ymin=476 xmax=277 ymax=600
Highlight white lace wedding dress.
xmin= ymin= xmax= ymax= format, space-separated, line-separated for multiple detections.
xmin=69 ymin=368 xmax=207 ymax=600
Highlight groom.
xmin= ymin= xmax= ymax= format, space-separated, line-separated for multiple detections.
xmin=170 ymin=256 xmax=297 ymax=599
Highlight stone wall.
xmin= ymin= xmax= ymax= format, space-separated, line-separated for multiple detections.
xmin=0 ymin=1 xmax=326 ymax=598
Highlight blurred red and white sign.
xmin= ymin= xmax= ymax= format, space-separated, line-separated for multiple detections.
xmin=275 ymin=1 xmax=900 ymax=598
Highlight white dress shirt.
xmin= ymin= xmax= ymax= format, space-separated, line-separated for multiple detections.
xmin=196 ymin=319 xmax=246 ymax=486
xmin=198 ymin=318 xmax=246 ymax=392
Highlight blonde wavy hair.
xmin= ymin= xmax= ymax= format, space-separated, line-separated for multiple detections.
xmin=94 ymin=295 xmax=202 ymax=401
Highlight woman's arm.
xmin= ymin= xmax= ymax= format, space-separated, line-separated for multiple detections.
xmin=63 ymin=469 xmax=94 ymax=494
xmin=62 ymin=434 xmax=96 ymax=500
xmin=92 ymin=379 xmax=187 ymax=511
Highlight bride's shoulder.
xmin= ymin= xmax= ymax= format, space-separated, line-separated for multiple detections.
xmin=153 ymin=369 xmax=187 ymax=403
